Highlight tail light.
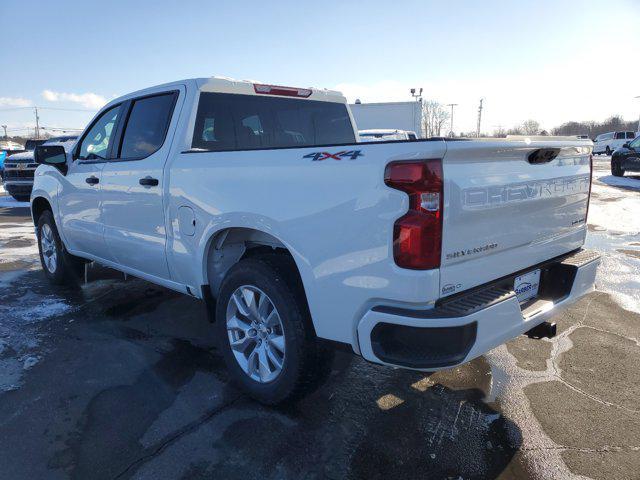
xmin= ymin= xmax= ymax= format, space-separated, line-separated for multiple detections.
xmin=385 ymin=159 xmax=443 ymax=270
xmin=253 ymin=83 xmax=312 ymax=98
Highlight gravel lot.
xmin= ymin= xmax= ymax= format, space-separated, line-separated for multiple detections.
xmin=0 ymin=156 xmax=638 ymax=479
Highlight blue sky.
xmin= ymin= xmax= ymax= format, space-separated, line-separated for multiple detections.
xmin=2 ymin=0 xmax=639 ymax=135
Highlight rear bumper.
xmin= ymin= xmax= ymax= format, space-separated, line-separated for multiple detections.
xmin=357 ymin=249 xmax=600 ymax=370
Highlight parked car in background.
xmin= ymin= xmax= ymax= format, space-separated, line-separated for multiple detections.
xmin=31 ymin=77 xmax=598 ymax=405
xmin=358 ymin=129 xmax=417 ymax=141
xmin=0 ymin=140 xmax=26 ymax=182
xmin=611 ymin=135 xmax=640 ymax=177
xmin=0 ymin=151 xmax=6 ymax=181
xmin=593 ymin=131 xmax=636 ymax=155
xmin=4 ymin=136 xmax=77 ymax=201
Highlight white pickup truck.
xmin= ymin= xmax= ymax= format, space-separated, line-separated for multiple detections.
xmin=31 ymin=77 xmax=600 ymax=404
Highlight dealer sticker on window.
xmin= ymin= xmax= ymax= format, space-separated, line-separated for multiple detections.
xmin=514 ymin=269 xmax=541 ymax=303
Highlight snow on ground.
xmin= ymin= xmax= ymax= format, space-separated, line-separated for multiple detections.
xmin=0 ymin=222 xmax=39 ymax=266
xmin=586 ymin=155 xmax=640 ymax=313
xmin=0 ymin=195 xmax=29 ymax=208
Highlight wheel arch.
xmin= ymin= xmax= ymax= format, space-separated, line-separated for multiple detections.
xmin=31 ymin=196 xmax=53 ymax=227
xmin=202 ymin=227 xmax=308 ymax=303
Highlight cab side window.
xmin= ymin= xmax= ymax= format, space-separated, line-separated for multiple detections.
xmin=77 ymin=105 xmax=121 ymax=160
xmin=119 ymin=93 xmax=177 ymax=159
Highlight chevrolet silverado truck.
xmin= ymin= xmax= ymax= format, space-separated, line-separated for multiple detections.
xmin=3 ymin=137 xmax=74 ymax=201
xmin=31 ymin=77 xmax=600 ymax=404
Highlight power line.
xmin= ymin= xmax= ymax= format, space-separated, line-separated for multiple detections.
xmin=0 ymin=105 xmax=96 ymax=112
xmin=0 ymin=106 xmax=33 ymax=112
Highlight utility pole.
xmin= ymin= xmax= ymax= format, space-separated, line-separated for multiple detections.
xmin=476 ymin=98 xmax=484 ymax=138
xmin=1 ymin=125 xmax=7 ymax=138
xmin=446 ymin=103 xmax=458 ymax=137
xmin=34 ymin=107 xmax=41 ymax=139
xmin=410 ymin=88 xmax=423 ymax=137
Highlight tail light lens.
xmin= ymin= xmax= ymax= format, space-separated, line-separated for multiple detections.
xmin=385 ymin=160 xmax=443 ymax=270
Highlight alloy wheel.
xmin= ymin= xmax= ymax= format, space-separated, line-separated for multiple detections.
xmin=225 ymin=285 xmax=286 ymax=383
xmin=40 ymin=224 xmax=58 ymax=274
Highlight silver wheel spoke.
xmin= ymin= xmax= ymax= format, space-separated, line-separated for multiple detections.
xmin=241 ymin=287 xmax=260 ymax=320
xmin=264 ymin=310 xmax=280 ymax=328
xmin=247 ymin=348 xmax=259 ymax=379
xmin=258 ymin=293 xmax=271 ymax=319
xmin=257 ymin=346 xmax=272 ymax=381
xmin=269 ymin=334 xmax=285 ymax=353
xmin=227 ymin=315 xmax=252 ymax=334
xmin=266 ymin=345 xmax=283 ymax=371
xmin=232 ymin=291 xmax=251 ymax=318
xmin=229 ymin=334 xmax=254 ymax=353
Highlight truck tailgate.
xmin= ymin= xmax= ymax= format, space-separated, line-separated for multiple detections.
xmin=439 ymin=140 xmax=592 ymax=298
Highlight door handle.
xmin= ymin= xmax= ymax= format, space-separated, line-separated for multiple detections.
xmin=85 ymin=176 xmax=99 ymax=185
xmin=139 ymin=176 xmax=159 ymax=187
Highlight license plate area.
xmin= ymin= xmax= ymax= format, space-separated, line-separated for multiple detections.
xmin=514 ymin=269 xmax=541 ymax=303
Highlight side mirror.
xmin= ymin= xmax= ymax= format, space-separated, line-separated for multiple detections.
xmin=35 ymin=145 xmax=67 ymax=174
xmin=622 ymin=142 xmax=630 ymax=149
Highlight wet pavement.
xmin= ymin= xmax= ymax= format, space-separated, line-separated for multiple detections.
xmin=0 ymin=160 xmax=638 ymax=480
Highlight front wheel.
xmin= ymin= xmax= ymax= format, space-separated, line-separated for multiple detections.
xmin=216 ymin=254 xmax=333 ymax=405
xmin=37 ymin=210 xmax=84 ymax=285
xmin=611 ymin=160 xmax=624 ymax=177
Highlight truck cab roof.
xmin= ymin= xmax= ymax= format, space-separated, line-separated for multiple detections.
xmin=107 ymin=76 xmax=347 ymax=109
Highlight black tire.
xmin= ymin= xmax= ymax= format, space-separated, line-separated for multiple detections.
xmin=215 ymin=254 xmax=333 ymax=405
xmin=36 ymin=210 xmax=84 ymax=285
xmin=606 ymin=146 xmax=612 ymax=156
xmin=611 ymin=160 xmax=624 ymax=177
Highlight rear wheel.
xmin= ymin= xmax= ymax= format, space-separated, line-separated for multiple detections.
xmin=216 ymin=254 xmax=333 ymax=405
xmin=611 ymin=160 xmax=624 ymax=177
xmin=37 ymin=210 xmax=84 ymax=285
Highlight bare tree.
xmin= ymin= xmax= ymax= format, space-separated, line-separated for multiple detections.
xmin=521 ymin=119 xmax=540 ymax=135
xmin=423 ymin=101 xmax=450 ymax=137
xmin=493 ymin=126 xmax=506 ymax=138
xmin=552 ymin=116 xmax=636 ymax=138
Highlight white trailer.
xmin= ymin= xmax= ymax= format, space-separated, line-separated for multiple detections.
xmin=349 ymin=101 xmax=424 ymax=138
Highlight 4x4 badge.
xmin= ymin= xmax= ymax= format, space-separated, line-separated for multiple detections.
xmin=303 ymin=150 xmax=363 ymax=161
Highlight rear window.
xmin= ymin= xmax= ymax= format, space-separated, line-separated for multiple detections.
xmin=120 ymin=93 xmax=177 ymax=159
xmin=192 ymin=93 xmax=355 ymax=151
